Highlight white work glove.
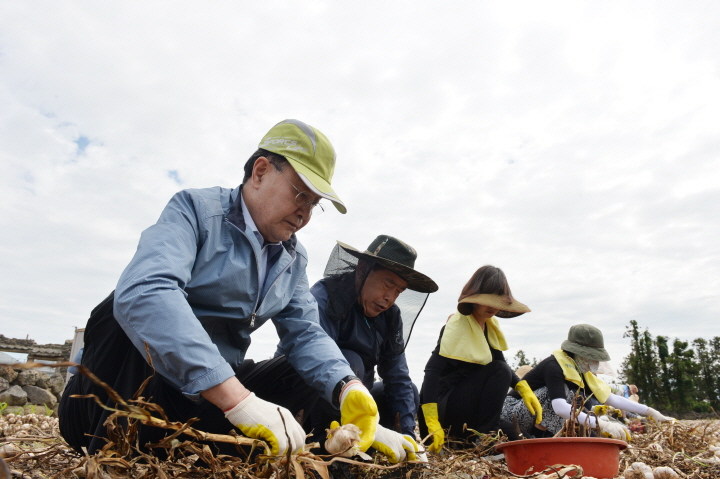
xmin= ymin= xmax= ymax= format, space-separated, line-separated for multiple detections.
xmin=646 ymin=407 xmax=676 ymax=423
xmin=224 ymin=392 xmax=306 ymax=456
xmin=371 ymin=424 xmax=421 ymax=463
xmin=339 ymin=381 xmax=379 ymax=452
xmin=597 ymin=415 xmax=631 ymax=441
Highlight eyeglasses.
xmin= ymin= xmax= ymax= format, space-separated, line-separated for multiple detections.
xmin=272 ymin=162 xmax=324 ymax=215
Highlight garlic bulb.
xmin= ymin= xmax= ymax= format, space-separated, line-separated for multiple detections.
xmin=653 ymin=466 xmax=679 ymax=479
xmin=325 ymin=423 xmax=362 ymax=457
xmin=0 ymin=443 xmax=23 ymax=459
xmin=624 ymin=462 xmax=653 ymax=479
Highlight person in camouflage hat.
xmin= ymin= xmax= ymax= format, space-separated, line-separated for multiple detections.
xmin=501 ymin=324 xmax=675 ymax=440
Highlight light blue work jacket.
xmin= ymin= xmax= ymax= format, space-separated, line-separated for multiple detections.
xmin=113 ymin=185 xmax=353 ymax=401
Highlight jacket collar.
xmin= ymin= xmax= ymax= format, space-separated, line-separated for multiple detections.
xmin=227 ymin=185 xmax=298 ymax=254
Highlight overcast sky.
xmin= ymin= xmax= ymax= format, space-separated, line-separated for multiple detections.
xmin=1 ymin=1 xmax=719 ymax=384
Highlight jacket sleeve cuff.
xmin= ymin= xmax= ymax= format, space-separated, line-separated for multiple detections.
xmin=181 ymin=362 xmax=236 ymax=401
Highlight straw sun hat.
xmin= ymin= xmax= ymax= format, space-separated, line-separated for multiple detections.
xmin=457 ymin=294 xmax=531 ymax=318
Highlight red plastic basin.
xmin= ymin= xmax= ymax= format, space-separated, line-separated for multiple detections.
xmin=495 ymin=437 xmax=627 ymax=479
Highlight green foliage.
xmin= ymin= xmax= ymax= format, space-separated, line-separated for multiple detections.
xmin=511 ymin=349 xmax=539 ymax=370
xmin=0 ymin=401 xmax=7 ymax=414
xmin=692 ymin=337 xmax=720 ymax=411
xmin=622 ymin=320 xmax=662 ymax=406
xmin=513 ymin=350 xmax=530 ymax=368
xmin=622 ymin=320 xmax=720 ymax=414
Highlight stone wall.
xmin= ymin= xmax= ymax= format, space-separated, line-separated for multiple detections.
xmin=0 ymin=334 xmax=72 ymax=362
xmin=0 ymin=365 xmax=64 ymax=416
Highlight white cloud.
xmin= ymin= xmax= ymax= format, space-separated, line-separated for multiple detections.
xmin=1 ymin=1 xmax=719 ymax=387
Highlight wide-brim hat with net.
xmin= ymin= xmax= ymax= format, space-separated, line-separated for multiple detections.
xmin=258 ymin=119 xmax=346 ymax=214
xmin=561 ymin=324 xmax=611 ymax=362
xmin=337 ymin=235 xmax=438 ymax=293
xmin=457 ymin=294 xmax=530 ymax=318
xmin=323 ymin=235 xmax=437 ymax=351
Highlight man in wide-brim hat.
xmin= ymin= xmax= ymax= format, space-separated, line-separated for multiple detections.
xmin=279 ymin=235 xmax=437 ymax=463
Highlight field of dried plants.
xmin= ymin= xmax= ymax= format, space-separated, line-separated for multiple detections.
xmin=2 ymin=409 xmax=719 ymax=479
xmin=2 ymin=363 xmax=719 ymax=479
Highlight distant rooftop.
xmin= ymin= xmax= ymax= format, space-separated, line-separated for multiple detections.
xmin=0 ymin=334 xmax=72 ymax=362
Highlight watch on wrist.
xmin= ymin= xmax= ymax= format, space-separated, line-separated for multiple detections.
xmin=332 ymin=375 xmax=359 ymax=408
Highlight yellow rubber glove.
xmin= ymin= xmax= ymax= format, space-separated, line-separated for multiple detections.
xmin=515 ymin=380 xmax=543 ymax=424
xmin=591 ymin=404 xmax=612 ymax=417
xmin=420 ymin=403 xmax=444 ymax=453
xmin=339 ymin=381 xmax=379 ymax=452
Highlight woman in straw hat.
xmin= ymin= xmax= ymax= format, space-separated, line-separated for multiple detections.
xmin=418 ymin=265 xmax=542 ymax=452
xmin=500 ymin=323 xmax=675 ymax=441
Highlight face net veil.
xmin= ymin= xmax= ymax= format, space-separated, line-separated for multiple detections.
xmin=322 ymin=243 xmax=430 ymax=353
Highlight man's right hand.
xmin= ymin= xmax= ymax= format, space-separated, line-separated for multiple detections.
xmin=224 ymin=392 xmax=306 ymax=456
xmin=339 ymin=380 xmax=379 ymax=452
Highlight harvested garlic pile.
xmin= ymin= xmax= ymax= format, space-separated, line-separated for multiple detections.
xmin=623 ymin=462 xmax=680 ymax=479
xmin=624 ymin=462 xmax=653 ymax=479
xmin=0 ymin=413 xmax=59 ymax=438
xmin=707 ymin=445 xmax=720 ymax=462
xmin=652 ymin=466 xmax=679 ymax=478
xmin=535 ymin=466 xmax=587 ymax=479
xmin=325 ymin=423 xmax=363 ymax=457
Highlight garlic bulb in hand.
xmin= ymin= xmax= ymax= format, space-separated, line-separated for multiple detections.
xmin=325 ymin=422 xmax=362 ymax=457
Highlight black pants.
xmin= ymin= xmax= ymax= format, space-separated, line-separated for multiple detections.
xmin=305 ymin=349 xmax=420 ymax=449
xmin=419 ymin=360 xmax=514 ymax=442
xmin=58 ymin=292 xmax=318 ymax=456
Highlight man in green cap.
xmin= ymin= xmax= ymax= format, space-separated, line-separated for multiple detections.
xmin=59 ymin=120 xmax=379 ymax=459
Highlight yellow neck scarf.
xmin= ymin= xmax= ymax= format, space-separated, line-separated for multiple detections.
xmin=552 ymin=349 xmax=611 ymax=403
xmin=439 ymin=313 xmax=508 ymax=364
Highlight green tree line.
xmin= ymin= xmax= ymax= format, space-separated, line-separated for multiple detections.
xmin=621 ymin=320 xmax=719 ymax=414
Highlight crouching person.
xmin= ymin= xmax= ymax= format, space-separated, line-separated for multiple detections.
xmin=58 ymin=120 xmax=379 ymax=458
xmin=501 ymin=324 xmax=675 ymax=441
xmin=284 ymin=235 xmax=437 ymax=463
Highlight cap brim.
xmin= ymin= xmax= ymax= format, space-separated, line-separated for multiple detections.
xmin=458 ymin=293 xmax=530 ymax=318
xmin=561 ymin=340 xmax=611 ymax=362
xmin=286 ymin=158 xmax=346 ymax=214
xmin=337 ymin=241 xmax=438 ymax=293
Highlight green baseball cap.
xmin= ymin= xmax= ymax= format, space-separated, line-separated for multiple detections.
xmin=259 ymin=119 xmax=346 ymax=214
